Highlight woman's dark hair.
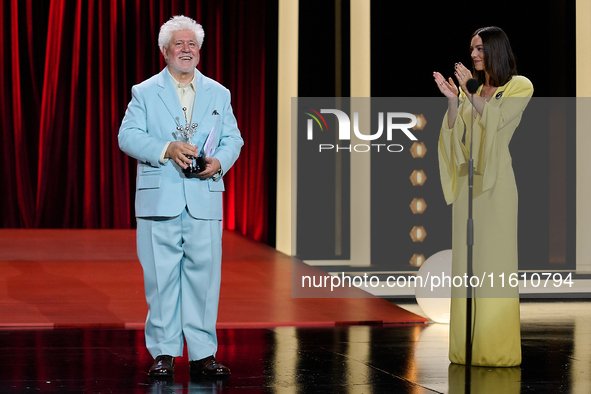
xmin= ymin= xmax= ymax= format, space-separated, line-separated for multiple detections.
xmin=471 ymin=26 xmax=517 ymax=87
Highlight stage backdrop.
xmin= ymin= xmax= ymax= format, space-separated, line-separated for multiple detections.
xmin=0 ymin=0 xmax=269 ymax=242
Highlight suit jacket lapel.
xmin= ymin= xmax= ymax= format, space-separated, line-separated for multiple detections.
xmin=157 ymin=69 xmax=185 ymax=129
xmin=191 ymin=69 xmax=212 ymax=123
xmin=191 ymin=69 xmax=214 ymax=147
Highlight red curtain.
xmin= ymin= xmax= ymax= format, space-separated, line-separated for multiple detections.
xmin=0 ymin=0 xmax=268 ymax=242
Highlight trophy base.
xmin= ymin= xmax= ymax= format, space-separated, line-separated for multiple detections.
xmin=183 ymin=155 xmax=206 ymax=178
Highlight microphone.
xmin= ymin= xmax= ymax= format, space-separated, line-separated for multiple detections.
xmin=466 ymin=78 xmax=479 ymax=94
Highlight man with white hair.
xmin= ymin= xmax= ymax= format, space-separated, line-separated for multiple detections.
xmin=118 ymin=15 xmax=243 ymax=379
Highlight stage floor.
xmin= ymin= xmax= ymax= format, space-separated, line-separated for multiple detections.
xmin=0 ymin=229 xmax=426 ymax=327
xmin=1 ymin=301 xmax=590 ymax=393
xmin=1 ymin=230 xmax=590 ymax=392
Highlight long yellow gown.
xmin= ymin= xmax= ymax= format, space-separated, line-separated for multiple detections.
xmin=438 ymin=76 xmax=534 ymax=367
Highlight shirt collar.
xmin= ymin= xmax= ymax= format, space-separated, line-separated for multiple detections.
xmin=167 ymin=68 xmax=197 ymax=92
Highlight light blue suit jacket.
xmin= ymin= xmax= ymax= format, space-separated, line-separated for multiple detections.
xmin=118 ymin=68 xmax=243 ymax=219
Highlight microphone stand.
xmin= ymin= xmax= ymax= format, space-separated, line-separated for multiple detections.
xmin=465 ymin=87 xmax=476 ymax=392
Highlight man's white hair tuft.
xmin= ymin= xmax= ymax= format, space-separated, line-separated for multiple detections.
xmin=158 ymin=15 xmax=204 ymax=54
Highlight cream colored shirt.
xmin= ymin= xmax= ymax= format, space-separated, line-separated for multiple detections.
xmin=159 ymin=69 xmax=198 ymax=164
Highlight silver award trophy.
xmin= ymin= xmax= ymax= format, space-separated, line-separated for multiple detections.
xmin=176 ymin=108 xmax=206 ymax=178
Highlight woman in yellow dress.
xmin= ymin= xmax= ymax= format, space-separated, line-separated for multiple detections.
xmin=433 ymin=26 xmax=533 ymax=367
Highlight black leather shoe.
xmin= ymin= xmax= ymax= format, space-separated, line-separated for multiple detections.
xmin=149 ymin=355 xmax=175 ymax=378
xmin=189 ymin=356 xmax=230 ymax=377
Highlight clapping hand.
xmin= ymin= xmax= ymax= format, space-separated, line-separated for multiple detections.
xmin=434 ymin=62 xmax=475 ymax=98
xmin=453 ymin=62 xmax=473 ymax=94
xmin=433 ymin=72 xmax=459 ymax=98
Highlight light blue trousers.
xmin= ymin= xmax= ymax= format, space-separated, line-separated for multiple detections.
xmin=137 ymin=208 xmax=222 ymax=361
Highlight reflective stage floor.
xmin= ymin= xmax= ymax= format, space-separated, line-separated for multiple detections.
xmin=1 ymin=300 xmax=589 ymax=393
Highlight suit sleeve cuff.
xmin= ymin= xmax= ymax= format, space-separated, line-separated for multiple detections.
xmin=158 ymin=142 xmax=172 ymax=164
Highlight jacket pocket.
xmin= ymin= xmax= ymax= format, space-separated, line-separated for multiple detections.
xmin=141 ymin=164 xmax=162 ymax=173
xmin=138 ymin=174 xmax=161 ymax=189
xmin=208 ymin=179 xmax=225 ymax=192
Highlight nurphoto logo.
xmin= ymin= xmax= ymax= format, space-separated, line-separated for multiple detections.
xmin=303 ymin=108 xmax=419 ymax=153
